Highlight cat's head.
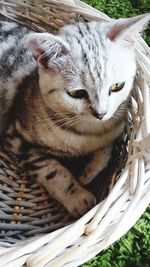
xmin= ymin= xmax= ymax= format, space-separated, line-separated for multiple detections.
xmin=26 ymin=14 xmax=150 ymax=132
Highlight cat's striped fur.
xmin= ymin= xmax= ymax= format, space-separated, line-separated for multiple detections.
xmin=0 ymin=22 xmax=36 ymax=134
xmin=0 ymin=14 xmax=149 ymax=217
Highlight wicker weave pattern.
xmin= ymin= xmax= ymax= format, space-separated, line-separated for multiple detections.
xmin=0 ymin=148 xmax=73 ymax=240
xmin=0 ymin=1 xmax=150 ymax=267
xmin=0 ymin=0 xmax=109 ymax=32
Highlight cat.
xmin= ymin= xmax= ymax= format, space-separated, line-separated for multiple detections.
xmin=0 ymin=14 xmax=149 ymax=217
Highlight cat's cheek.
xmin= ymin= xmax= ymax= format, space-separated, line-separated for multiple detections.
xmin=63 ymin=94 xmax=88 ymax=114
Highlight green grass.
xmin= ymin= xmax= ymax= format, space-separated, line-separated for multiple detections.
xmin=81 ymin=0 xmax=150 ymax=266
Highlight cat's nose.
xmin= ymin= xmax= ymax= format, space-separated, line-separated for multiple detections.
xmin=94 ymin=112 xmax=106 ymax=120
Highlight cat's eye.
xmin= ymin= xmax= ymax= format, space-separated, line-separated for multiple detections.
xmin=110 ymin=82 xmax=125 ymax=92
xmin=67 ymin=89 xmax=88 ymax=99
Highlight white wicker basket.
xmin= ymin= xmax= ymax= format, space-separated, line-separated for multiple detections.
xmin=0 ymin=1 xmax=150 ymax=266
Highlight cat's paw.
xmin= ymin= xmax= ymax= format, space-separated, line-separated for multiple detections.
xmin=66 ymin=189 xmax=96 ymax=218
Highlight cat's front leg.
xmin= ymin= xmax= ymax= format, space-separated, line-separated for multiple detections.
xmin=29 ymin=159 xmax=96 ymax=218
xmin=79 ymin=145 xmax=112 ymax=185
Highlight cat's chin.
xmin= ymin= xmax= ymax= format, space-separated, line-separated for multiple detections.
xmin=73 ymin=118 xmax=106 ymax=135
xmin=76 ymin=114 xmax=122 ymax=135
xmin=95 ymin=117 xmax=107 ymax=123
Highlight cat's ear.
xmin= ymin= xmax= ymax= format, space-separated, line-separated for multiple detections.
xmin=105 ymin=13 xmax=150 ymax=43
xmin=25 ymin=33 xmax=69 ymax=68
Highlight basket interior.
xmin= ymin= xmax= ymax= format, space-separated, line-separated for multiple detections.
xmin=0 ymin=0 xmax=143 ymax=249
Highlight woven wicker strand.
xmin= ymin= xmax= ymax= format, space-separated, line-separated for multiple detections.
xmin=0 ymin=1 xmax=150 ymax=267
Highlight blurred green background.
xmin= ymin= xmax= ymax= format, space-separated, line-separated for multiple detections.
xmin=81 ymin=1 xmax=150 ymax=266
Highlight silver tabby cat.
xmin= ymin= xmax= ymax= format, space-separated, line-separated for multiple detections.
xmin=0 ymin=14 xmax=149 ymax=217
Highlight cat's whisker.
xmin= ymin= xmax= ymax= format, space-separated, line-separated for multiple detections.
xmin=63 ymin=118 xmax=82 ymax=131
xmin=119 ymin=107 xmax=130 ymax=112
xmin=112 ymin=114 xmax=121 ymax=121
xmin=56 ymin=116 xmax=81 ymax=129
xmin=35 ymin=114 xmax=77 ymax=125
xmin=35 ymin=113 xmax=74 ymax=123
xmin=45 ymin=116 xmax=81 ymax=131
